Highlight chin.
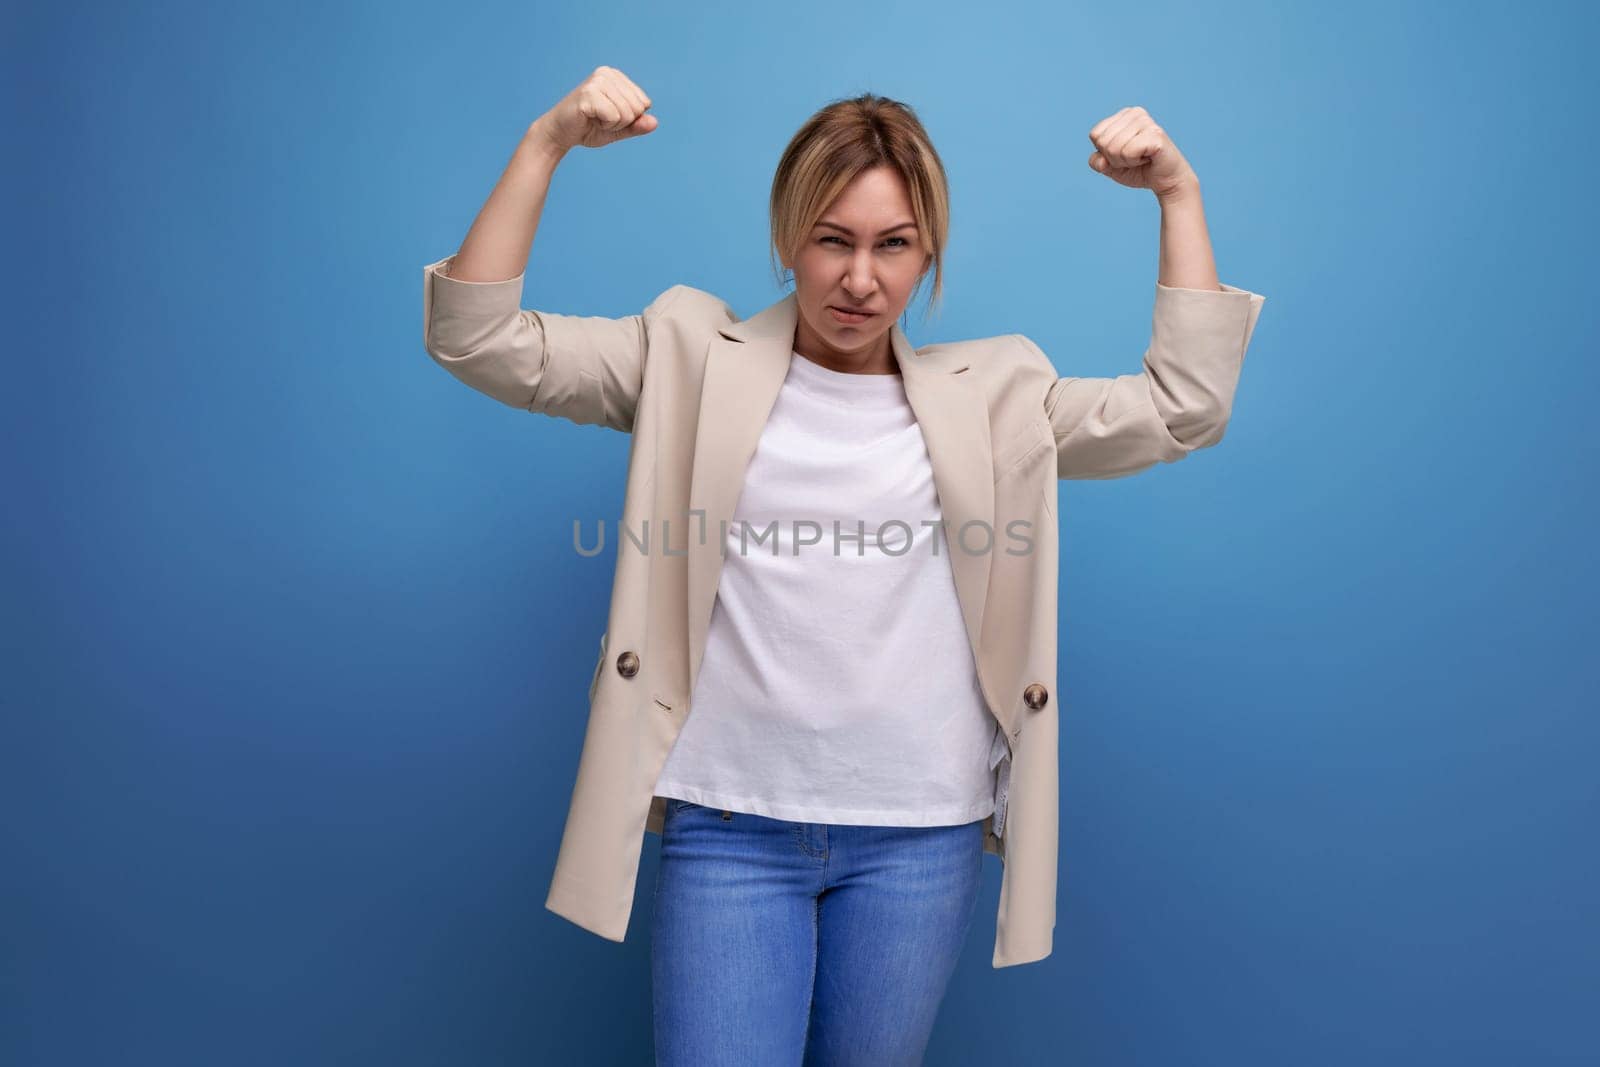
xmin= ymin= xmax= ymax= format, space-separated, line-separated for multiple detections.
xmin=826 ymin=323 xmax=877 ymax=350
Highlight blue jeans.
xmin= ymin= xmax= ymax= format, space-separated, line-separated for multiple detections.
xmin=650 ymin=798 xmax=986 ymax=1066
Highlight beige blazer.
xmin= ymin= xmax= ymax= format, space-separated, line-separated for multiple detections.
xmin=421 ymin=254 xmax=1265 ymax=967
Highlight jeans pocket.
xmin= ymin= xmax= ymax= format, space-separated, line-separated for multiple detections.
xmin=669 ymin=798 xmax=698 ymax=813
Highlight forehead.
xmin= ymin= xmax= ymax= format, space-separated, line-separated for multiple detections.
xmin=822 ymin=166 xmax=914 ymax=218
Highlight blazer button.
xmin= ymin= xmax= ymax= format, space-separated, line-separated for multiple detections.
xmin=616 ymin=651 xmax=640 ymax=678
xmin=1023 ymin=683 xmax=1049 ymax=710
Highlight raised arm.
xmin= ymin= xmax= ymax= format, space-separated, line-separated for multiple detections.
xmin=421 ymin=66 xmax=665 ymax=432
xmin=1037 ymin=106 xmax=1267 ymax=479
xmin=1030 ymin=280 xmax=1265 ymax=480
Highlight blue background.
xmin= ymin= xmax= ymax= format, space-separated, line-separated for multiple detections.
xmin=7 ymin=0 xmax=1596 ymax=1063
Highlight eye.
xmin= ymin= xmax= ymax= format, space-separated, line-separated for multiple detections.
xmin=819 ymin=235 xmax=912 ymax=248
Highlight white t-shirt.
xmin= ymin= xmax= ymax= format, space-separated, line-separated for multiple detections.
xmin=653 ymin=348 xmax=1005 ymax=826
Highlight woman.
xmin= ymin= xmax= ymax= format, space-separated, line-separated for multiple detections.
xmin=423 ymin=66 xmax=1265 ymax=1065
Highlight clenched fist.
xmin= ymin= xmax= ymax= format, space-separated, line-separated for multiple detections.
xmin=534 ymin=66 xmax=658 ymax=153
xmin=1086 ymin=106 xmax=1198 ymax=200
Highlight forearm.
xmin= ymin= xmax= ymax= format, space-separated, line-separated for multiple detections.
xmin=447 ymin=119 xmax=570 ymax=283
xmin=1154 ymin=182 xmax=1220 ymax=292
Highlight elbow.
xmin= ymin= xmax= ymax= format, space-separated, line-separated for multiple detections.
xmin=421 ymin=311 xmax=551 ymax=411
xmin=1144 ymin=362 xmax=1238 ymax=451
xmin=1171 ymin=403 xmax=1232 ymax=450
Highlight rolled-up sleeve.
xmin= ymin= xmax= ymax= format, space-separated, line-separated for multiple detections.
xmin=421 ymin=253 xmax=684 ymax=433
xmin=1027 ymin=281 xmax=1266 ymax=480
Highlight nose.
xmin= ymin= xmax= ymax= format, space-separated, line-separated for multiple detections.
xmin=843 ymin=249 xmax=878 ymax=300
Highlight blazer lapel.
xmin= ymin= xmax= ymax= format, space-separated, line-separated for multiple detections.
xmin=685 ymin=290 xmax=994 ymax=702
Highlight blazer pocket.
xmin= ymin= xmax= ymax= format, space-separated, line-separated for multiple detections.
xmin=993 ymin=417 xmax=1053 ymax=483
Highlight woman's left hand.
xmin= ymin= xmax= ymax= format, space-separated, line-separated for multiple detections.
xmin=1086 ymin=106 xmax=1199 ymax=200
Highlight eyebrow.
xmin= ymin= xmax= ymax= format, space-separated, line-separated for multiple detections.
xmin=815 ymin=220 xmax=917 ymax=236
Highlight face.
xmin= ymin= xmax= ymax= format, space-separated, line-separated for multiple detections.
xmin=784 ymin=165 xmax=933 ymax=375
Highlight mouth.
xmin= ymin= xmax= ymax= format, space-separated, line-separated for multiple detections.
xmin=827 ymin=306 xmax=876 ymax=325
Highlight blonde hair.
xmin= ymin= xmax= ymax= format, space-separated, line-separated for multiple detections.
xmin=769 ymin=93 xmax=950 ymax=321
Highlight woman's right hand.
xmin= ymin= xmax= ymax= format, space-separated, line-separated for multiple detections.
xmin=533 ymin=66 xmax=658 ymax=153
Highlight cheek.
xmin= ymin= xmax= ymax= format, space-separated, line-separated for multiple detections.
xmin=889 ymin=272 xmax=921 ymax=304
xmin=789 ymin=254 xmax=822 ymax=290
